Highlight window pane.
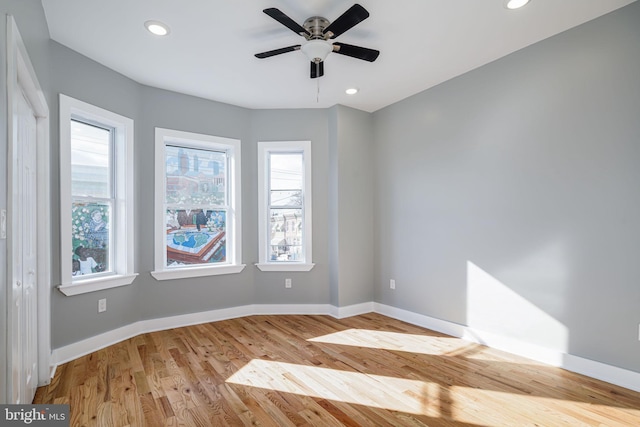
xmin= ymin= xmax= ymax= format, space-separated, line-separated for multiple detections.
xmin=166 ymin=209 xmax=226 ymax=267
xmin=72 ymin=201 xmax=110 ymax=276
xmin=270 ymin=153 xmax=302 ymax=191
xmin=71 ymin=119 xmax=111 ymax=198
xmin=269 ymin=208 xmax=303 ymax=261
xmin=165 ymin=145 xmax=226 ymax=206
xmin=270 ymin=190 xmax=302 ymax=207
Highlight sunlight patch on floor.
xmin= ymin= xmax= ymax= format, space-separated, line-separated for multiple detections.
xmin=226 ymin=359 xmax=640 ymax=425
xmin=451 ymin=387 xmax=640 ymax=426
xmin=226 ymin=359 xmax=439 ymax=416
xmin=308 ymin=329 xmax=470 ymax=356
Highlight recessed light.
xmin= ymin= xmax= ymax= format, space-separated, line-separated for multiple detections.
xmin=145 ymin=20 xmax=170 ymax=36
xmin=345 ymin=88 xmax=358 ymax=95
xmin=505 ymin=0 xmax=530 ymax=9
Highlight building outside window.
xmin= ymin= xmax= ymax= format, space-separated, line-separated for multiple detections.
xmin=70 ymin=120 xmax=113 ymax=277
xmin=257 ymin=141 xmax=314 ymax=272
xmin=152 ymin=128 xmax=244 ymax=280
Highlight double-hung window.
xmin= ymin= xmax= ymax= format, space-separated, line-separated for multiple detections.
xmin=152 ymin=128 xmax=244 ymax=280
xmin=257 ymin=141 xmax=314 ymax=271
xmin=58 ymin=95 xmax=136 ymax=296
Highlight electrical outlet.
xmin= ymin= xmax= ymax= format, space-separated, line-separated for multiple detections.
xmin=98 ymin=298 xmax=107 ymax=313
xmin=390 ymin=279 xmax=396 ymax=290
xmin=285 ymin=278 xmax=292 ymax=288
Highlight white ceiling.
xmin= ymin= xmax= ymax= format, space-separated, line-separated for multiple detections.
xmin=41 ymin=0 xmax=635 ymax=113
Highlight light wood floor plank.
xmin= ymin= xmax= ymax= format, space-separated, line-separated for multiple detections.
xmin=35 ymin=313 xmax=640 ymax=426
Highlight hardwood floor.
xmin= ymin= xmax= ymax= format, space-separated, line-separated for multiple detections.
xmin=34 ymin=313 xmax=640 ymax=426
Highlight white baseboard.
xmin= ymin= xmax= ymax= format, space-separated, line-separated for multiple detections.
xmin=562 ymin=352 xmax=640 ymax=393
xmin=331 ymin=301 xmax=375 ymax=319
xmin=52 ymin=320 xmax=144 ymax=366
xmin=53 ymin=303 xmax=344 ymax=366
xmin=373 ymin=302 xmax=640 ymax=393
xmin=51 ymin=301 xmax=640 ymax=393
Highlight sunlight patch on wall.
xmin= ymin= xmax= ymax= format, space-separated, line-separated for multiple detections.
xmin=466 ymin=260 xmax=568 ymax=354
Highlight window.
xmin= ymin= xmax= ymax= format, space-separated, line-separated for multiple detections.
xmin=257 ymin=141 xmax=314 ymax=271
xmin=152 ymin=128 xmax=244 ymax=280
xmin=58 ymin=95 xmax=136 ymax=296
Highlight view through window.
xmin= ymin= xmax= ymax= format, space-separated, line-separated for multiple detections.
xmin=164 ymin=145 xmax=228 ymax=267
xmin=268 ymin=152 xmax=304 ymax=262
xmin=70 ymin=119 xmax=113 ymax=278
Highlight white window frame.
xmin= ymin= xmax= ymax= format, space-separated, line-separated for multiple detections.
xmin=58 ymin=94 xmax=137 ymax=296
xmin=256 ymin=140 xmax=314 ymax=272
xmin=151 ymin=127 xmax=245 ymax=280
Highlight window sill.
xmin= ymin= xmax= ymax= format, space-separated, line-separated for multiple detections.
xmin=58 ymin=273 xmax=138 ymax=296
xmin=151 ymin=264 xmax=246 ymax=281
xmin=255 ymin=263 xmax=315 ymax=272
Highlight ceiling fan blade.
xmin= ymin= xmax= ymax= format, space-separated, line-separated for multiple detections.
xmin=332 ymin=42 xmax=379 ymax=62
xmin=263 ymin=8 xmax=310 ymax=37
xmin=323 ymin=4 xmax=369 ymax=39
xmin=255 ymin=45 xmax=301 ymax=59
xmin=310 ymin=61 xmax=324 ymax=79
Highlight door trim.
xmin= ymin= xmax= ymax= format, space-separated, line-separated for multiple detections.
xmin=6 ymin=15 xmax=51 ymax=401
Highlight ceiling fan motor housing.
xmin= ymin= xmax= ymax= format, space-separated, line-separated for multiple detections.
xmin=303 ymin=16 xmax=330 ymax=39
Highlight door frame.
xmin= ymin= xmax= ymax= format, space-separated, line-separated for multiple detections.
xmin=5 ymin=14 xmax=51 ymax=401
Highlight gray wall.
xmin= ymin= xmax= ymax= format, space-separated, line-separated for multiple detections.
xmin=48 ymin=41 xmax=142 ymax=348
xmin=47 ymin=64 xmax=343 ymax=347
xmin=373 ymin=3 xmax=640 ymax=372
xmin=45 ymin=52 xmax=345 ymax=346
xmin=250 ymin=109 xmax=332 ymax=304
xmin=135 ymin=86 xmax=255 ymax=321
xmin=329 ymin=105 xmax=374 ymax=307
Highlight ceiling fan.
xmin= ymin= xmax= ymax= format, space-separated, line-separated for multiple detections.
xmin=255 ymin=4 xmax=380 ymax=78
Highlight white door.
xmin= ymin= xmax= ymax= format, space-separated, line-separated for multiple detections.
xmin=10 ymin=87 xmax=39 ymax=404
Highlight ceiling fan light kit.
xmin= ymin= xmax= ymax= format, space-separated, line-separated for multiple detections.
xmin=255 ymin=3 xmax=380 ymax=78
xmin=301 ymin=40 xmax=333 ymax=63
